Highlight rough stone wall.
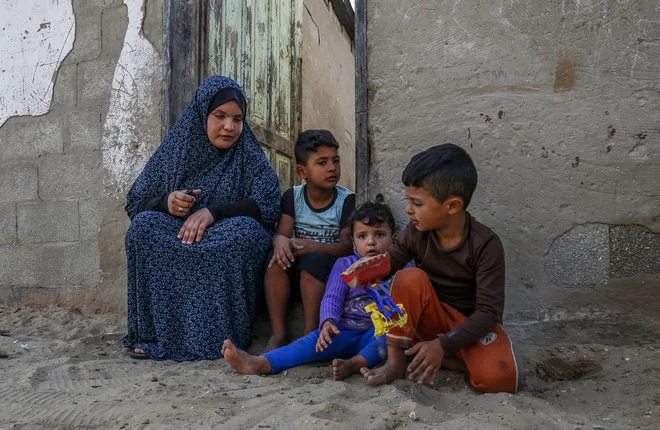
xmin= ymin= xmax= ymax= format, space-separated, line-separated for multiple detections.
xmin=366 ymin=1 xmax=659 ymax=317
xmin=302 ymin=0 xmax=356 ymax=189
xmin=0 ymin=0 xmax=163 ymax=307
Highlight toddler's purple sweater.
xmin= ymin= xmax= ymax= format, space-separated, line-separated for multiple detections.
xmin=319 ymin=252 xmax=410 ymax=331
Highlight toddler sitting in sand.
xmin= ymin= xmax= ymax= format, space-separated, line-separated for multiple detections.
xmin=222 ymin=196 xmax=403 ymax=380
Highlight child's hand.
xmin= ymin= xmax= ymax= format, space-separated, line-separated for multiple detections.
xmin=289 ymin=239 xmax=312 ymax=257
xmin=316 ymin=321 xmax=340 ymax=352
xmin=405 ymin=338 xmax=444 ymax=385
xmin=270 ymin=235 xmax=299 ymax=270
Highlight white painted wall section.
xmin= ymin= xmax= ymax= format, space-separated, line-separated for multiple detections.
xmin=0 ymin=0 xmax=75 ymax=127
xmin=101 ymin=0 xmax=161 ymax=194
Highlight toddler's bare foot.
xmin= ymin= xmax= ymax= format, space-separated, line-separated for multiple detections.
xmin=332 ymin=355 xmax=368 ymax=381
xmin=263 ymin=334 xmax=286 ymax=353
xmin=222 ymin=340 xmax=272 ymax=375
xmin=360 ymin=360 xmax=406 ymax=386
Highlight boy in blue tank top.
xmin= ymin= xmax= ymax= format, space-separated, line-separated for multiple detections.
xmin=264 ymin=130 xmax=355 ymax=352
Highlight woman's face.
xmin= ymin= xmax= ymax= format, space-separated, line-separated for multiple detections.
xmin=207 ymin=100 xmax=244 ymax=150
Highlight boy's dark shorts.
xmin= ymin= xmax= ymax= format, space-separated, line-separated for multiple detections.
xmin=266 ymin=249 xmax=338 ymax=288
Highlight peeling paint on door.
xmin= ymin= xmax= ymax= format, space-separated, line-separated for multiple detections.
xmin=0 ymin=1 xmax=74 ymax=127
xmin=207 ymin=0 xmax=303 ymax=191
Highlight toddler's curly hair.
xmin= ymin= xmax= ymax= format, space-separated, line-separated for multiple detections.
xmin=347 ymin=193 xmax=395 ymax=236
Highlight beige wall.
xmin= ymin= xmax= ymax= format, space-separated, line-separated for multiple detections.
xmin=302 ymin=0 xmax=356 ymax=190
xmin=366 ymin=1 xmax=660 ymax=318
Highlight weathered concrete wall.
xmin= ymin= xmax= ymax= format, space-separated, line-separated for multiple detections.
xmin=302 ymin=0 xmax=356 ymax=189
xmin=366 ymin=1 xmax=660 ymax=317
xmin=0 ymin=0 xmax=163 ymax=308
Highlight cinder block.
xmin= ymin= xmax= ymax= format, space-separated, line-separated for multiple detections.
xmin=544 ymin=223 xmax=610 ymax=287
xmin=2 ymin=116 xmax=63 ymax=158
xmin=0 ymin=241 xmax=100 ymax=287
xmin=143 ymin=0 xmax=164 ymax=55
xmin=101 ymin=5 xmax=128 ymax=55
xmin=0 ymin=204 xmax=17 ymax=245
xmin=70 ymin=0 xmax=102 ymax=16
xmin=74 ymin=0 xmax=123 ymax=13
xmin=38 ymin=241 xmax=101 ymax=286
xmin=610 ymin=225 xmax=660 ymax=278
xmin=68 ymin=107 xmax=102 ymax=152
xmin=78 ymin=59 xmax=117 ymax=103
xmin=52 ymin=63 xmax=77 ymax=107
xmin=0 ymin=161 xmax=39 ymax=203
xmin=0 ymin=285 xmax=98 ymax=308
xmin=17 ymin=200 xmax=80 ymax=243
xmin=103 ymin=0 xmax=124 ymax=7
xmin=0 ymin=119 xmax=7 ymax=145
xmin=63 ymin=13 xmax=102 ymax=64
xmin=38 ymin=154 xmax=101 ymax=199
xmin=0 ymin=244 xmax=38 ymax=286
xmin=0 ymin=286 xmax=61 ymax=306
xmin=79 ymin=198 xmax=103 ymax=240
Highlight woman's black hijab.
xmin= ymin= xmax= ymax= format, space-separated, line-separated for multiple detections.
xmin=207 ymin=87 xmax=247 ymax=117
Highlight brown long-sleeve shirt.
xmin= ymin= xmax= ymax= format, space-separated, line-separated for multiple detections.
xmin=389 ymin=212 xmax=506 ymax=354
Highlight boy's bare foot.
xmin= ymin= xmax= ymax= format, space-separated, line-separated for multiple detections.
xmin=442 ymin=356 xmax=468 ymax=372
xmin=263 ymin=334 xmax=286 ymax=353
xmin=360 ymin=360 xmax=406 ymax=386
xmin=222 ymin=340 xmax=272 ymax=375
xmin=332 ymin=355 xmax=368 ymax=381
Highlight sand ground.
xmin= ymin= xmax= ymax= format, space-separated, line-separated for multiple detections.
xmin=1 ymin=276 xmax=659 ymax=429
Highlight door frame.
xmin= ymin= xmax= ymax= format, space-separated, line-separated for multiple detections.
xmin=163 ymin=0 xmax=302 ymax=188
xmin=162 ymin=0 xmax=207 ymax=137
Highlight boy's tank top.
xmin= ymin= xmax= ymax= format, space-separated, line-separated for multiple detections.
xmin=292 ymin=184 xmax=353 ymax=244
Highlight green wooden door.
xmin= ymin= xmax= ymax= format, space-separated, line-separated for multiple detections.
xmin=206 ymin=0 xmax=302 ymax=191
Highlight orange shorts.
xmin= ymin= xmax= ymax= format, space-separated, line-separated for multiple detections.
xmin=386 ymin=268 xmax=520 ymax=394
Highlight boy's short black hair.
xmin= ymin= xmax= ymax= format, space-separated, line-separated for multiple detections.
xmin=294 ymin=130 xmax=339 ymax=165
xmin=347 ymin=194 xmax=396 ymax=237
xmin=402 ymin=144 xmax=478 ymax=208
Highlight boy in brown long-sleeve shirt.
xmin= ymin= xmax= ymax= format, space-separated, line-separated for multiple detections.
xmin=361 ymin=144 xmax=522 ymax=393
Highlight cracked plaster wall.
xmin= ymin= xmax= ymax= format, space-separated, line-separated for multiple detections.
xmin=0 ymin=0 xmax=163 ymax=307
xmin=0 ymin=1 xmax=75 ymax=126
xmin=366 ymin=0 xmax=660 ymax=316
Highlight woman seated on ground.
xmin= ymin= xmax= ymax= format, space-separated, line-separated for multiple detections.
xmin=122 ymin=76 xmax=281 ymax=361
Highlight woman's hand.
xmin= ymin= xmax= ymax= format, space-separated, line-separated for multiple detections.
xmin=316 ymin=321 xmax=340 ymax=352
xmin=167 ymin=189 xmax=202 ymax=217
xmin=178 ymin=208 xmax=214 ymax=245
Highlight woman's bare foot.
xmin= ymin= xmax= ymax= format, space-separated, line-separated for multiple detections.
xmin=332 ymin=355 xmax=368 ymax=381
xmin=222 ymin=340 xmax=272 ymax=375
xmin=134 ymin=348 xmax=147 ymax=355
xmin=361 ymin=360 xmax=406 ymax=386
xmin=263 ymin=334 xmax=286 ymax=353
